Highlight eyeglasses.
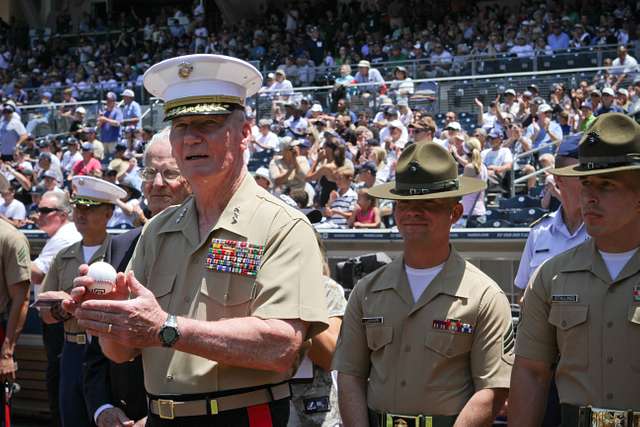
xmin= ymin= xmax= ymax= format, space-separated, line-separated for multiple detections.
xmin=36 ymin=206 xmax=61 ymax=214
xmin=139 ymin=167 xmax=181 ymax=183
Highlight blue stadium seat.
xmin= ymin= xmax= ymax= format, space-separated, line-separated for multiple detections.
xmin=506 ymin=207 xmax=547 ymax=225
xmin=498 ymin=195 xmax=540 ymax=209
xmin=488 ymin=219 xmax=515 ymax=228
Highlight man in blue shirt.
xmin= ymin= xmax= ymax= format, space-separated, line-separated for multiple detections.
xmin=524 ymin=104 xmax=563 ymax=155
xmin=547 ymin=22 xmax=570 ymax=51
xmin=97 ymin=92 xmax=123 ymax=158
xmin=595 ymin=87 xmax=624 ymax=116
xmin=120 ymin=89 xmax=141 ymax=129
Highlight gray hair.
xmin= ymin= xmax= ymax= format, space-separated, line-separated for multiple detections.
xmin=42 ymin=191 xmax=72 ymax=216
xmin=143 ymin=127 xmax=171 ymax=166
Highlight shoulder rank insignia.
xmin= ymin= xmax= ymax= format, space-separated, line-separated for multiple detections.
xmin=206 ymin=239 xmax=264 ymax=277
xmin=528 ymin=212 xmax=551 ymax=228
xmin=432 ymin=318 xmax=474 ymax=334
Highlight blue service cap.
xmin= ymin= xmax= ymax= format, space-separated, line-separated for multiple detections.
xmin=557 ymin=133 xmax=581 ymax=158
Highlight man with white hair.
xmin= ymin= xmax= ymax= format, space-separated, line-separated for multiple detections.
xmin=353 ymin=60 xmax=385 ymax=95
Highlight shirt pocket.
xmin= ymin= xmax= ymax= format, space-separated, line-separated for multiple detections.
xmin=198 ymin=272 xmax=255 ymax=320
xmin=365 ymin=326 xmax=393 ymax=383
xmin=151 ymin=273 xmax=176 ymax=311
xmin=628 ymin=305 xmax=640 ymax=372
xmin=548 ymin=304 xmax=589 ymax=370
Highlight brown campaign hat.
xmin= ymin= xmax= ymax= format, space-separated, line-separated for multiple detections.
xmin=368 ymin=142 xmax=486 ymax=200
xmin=552 ymin=113 xmax=640 ymax=176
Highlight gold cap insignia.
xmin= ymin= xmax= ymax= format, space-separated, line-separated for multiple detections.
xmin=178 ymin=61 xmax=194 ymax=79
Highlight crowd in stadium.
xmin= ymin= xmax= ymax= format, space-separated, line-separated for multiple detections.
xmin=0 ymin=0 xmax=639 ymax=102
xmin=1 ymin=0 xmax=640 ymax=231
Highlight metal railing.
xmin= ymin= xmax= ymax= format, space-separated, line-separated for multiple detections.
xmin=509 ymin=141 xmax=563 ymax=197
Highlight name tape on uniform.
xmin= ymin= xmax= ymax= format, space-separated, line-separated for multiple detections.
xmin=432 ymin=318 xmax=474 ymax=334
xmin=361 ymin=316 xmax=384 ymax=325
xmin=551 ymin=294 xmax=579 ymax=303
xmin=206 ymin=239 xmax=264 ymax=277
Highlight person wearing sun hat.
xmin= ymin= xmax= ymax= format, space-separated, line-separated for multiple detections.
xmin=37 ymin=175 xmax=126 ymax=427
xmin=333 ymin=142 xmax=513 ymax=427
xmin=71 ymin=54 xmax=329 ymax=427
xmin=510 ymin=113 xmax=640 ymax=425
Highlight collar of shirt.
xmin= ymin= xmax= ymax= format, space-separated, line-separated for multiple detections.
xmin=558 ymin=239 xmax=640 ymax=283
xmin=158 ymin=173 xmax=260 ymax=247
xmin=60 ymin=236 xmax=111 ymax=264
xmin=370 ymin=247 xmax=471 ymax=311
xmin=550 ymin=207 xmax=585 ymax=239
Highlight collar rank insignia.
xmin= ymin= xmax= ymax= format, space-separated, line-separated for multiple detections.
xmin=633 ymin=285 xmax=640 ymax=302
xmin=206 ymin=239 xmax=264 ymax=277
xmin=432 ymin=318 xmax=474 ymax=334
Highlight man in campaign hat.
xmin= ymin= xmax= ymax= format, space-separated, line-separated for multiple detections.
xmin=333 ymin=142 xmax=513 ymax=427
xmin=37 ymin=176 xmax=126 ymax=427
xmin=71 ymin=54 xmax=329 ymax=427
xmin=510 ymin=113 xmax=640 ymax=426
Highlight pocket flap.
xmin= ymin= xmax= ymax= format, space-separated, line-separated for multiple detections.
xmin=151 ymin=273 xmax=175 ymax=298
xmin=425 ymin=332 xmax=469 ymax=358
xmin=629 ymin=306 xmax=640 ymax=325
xmin=200 ymin=273 xmax=254 ymax=306
xmin=366 ymin=326 xmax=393 ymax=351
xmin=548 ymin=304 xmax=589 ymax=330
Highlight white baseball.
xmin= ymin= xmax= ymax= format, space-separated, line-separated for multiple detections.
xmin=86 ymin=261 xmax=117 ymax=295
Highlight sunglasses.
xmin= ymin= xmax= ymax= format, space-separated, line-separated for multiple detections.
xmin=139 ymin=167 xmax=181 ymax=183
xmin=37 ymin=206 xmax=61 ymax=214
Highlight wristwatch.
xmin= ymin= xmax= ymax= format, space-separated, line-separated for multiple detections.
xmin=158 ymin=314 xmax=180 ymax=348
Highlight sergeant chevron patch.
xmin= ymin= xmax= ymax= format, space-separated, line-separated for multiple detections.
xmin=503 ymin=322 xmax=515 ymax=355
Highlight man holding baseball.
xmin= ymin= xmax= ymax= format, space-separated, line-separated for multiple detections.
xmin=38 ymin=175 xmax=126 ymax=427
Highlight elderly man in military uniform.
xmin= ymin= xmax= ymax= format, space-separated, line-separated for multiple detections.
xmin=0 ymin=176 xmax=31 ymax=386
xmin=509 ymin=113 xmax=640 ymax=426
xmin=38 ymin=175 xmax=126 ymax=427
xmin=333 ymin=142 xmax=514 ymax=427
xmin=70 ymin=54 xmax=329 ymax=427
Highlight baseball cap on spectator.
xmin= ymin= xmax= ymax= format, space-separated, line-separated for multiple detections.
xmin=105 ymin=91 xmax=117 ymax=101
xmin=115 ymin=142 xmax=127 ymax=151
xmin=383 ymin=106 xmax=398 ymax=116
xmin=523 ymin=90 xmax=533 ymax=98
xmin=590 ymin=89 xmax=602 ymax=97
xmin=30 ymin=185 xmax=45 ymax=196
xmin=580 ymin=102 xmax=592 ymax=110
xmin=533 ymin=97 xmax=545 ymax=105
xmin=394 ymin=66 xmax=408 ymax=75
xmin=84 ymin=126 xmax=97 ymax=134
xmin=284 ymin=99 xmax=300 ymax=110
xmin=258 ymin=118 xmax=272 ymax=127
xmin=122 ymin=89 xmax=135 ymax=97
xmin=538 ymin=104 xmax=553 ymax=113
xmin=76 ymin=106 xmax=86 ymax=115
xmin=388 ymin=120 xmax=404 ymax=129
xmin=2 ymin=103 xmax=15 ymax=113
xmin=445 ymin=121 xmax=462 ymax=131
xmin=253 ymin=167 xmax=271 ymax=185
xmin=380 ymin=97 xmax=394 ymax=107
xmin=504 ymin=89 xmax=516 ymax=96
xmin=357 ymin=60 xmax=371 ymax=68
xmin=37 ymin=139 xmax=50 ymax=148
xmin=356 ymin=161 xmax=378 ymax=175
xmin=81 ymin=142 xmax=94 ymax=151
xmin=267 ymin=72 xmax=275 ymax=80
xmin=310 ymin=103 xmax=323 ymax=113
xmin=528 ymin=84 xmax=539 ymax=93
xmin=275 ymin=69 xmax=286 ymax=77
xmin=409 ymin=117 xmax=434 ymax=131
xmin=299 ymin=139 xmax=313 ymax=149
xmin=488 ymin=128 xmax=503 ymax=139
xmin=602 ymin=87 xmax=615 ymax=97
xmin=280 ymin=137 xmax=301 ymax=151
xmin=42 ymin=91 xmax=52 ymax=99
xmin=556 ymin=134 xmax=580 ymax=159
xmin=617 ymin=88 xmax=629 ymax=97
xmin=43 ymin=170 xmax=59 ymax=181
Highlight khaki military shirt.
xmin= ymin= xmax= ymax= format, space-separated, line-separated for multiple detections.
xmin=129 ymin=174 xmax=329 ymax=395
xmin=42 ymin=237 xmax=111 ymax=334
xmin=516 ymin=239 xmax=640 ymax=410
xmin=333 ymin=248 xmax=513 ymax=416
xmin=0 ymin=220 xmax=30 ymax=313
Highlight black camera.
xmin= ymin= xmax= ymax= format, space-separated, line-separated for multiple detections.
xmin=335 ymin=252 xmax=392 ymax=290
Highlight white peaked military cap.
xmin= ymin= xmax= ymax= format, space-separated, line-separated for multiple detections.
xmin=143 ymin=54 xmax=263 ymax=121
xmin=71 ymin=176 xmax=127 ymax=206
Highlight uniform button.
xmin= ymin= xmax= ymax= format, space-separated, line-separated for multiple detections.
xmin=606 ymin=393 xmax=613 ymax=400
xmin=606 ymin=356 xmax=613 ymax=364
xmin=607 ymin=321 xmax=613 ymax=328
xmin=400 ymin=380 xmax=406 ymax=387
xmin=561 ymin=320 xmax=567 ymax=327
xmin=166 ymin=375 xmax=174 ymax=382
xmin=404 ymin=345 xmax=411 ymax=352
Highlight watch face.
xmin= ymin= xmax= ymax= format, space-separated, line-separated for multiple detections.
xmin=161 ymin=327 xmax=178 ymax=345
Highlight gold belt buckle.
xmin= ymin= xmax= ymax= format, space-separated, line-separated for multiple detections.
xmin=157 ymin=399 xmax=175 ymax=420
xmin=384 ymin=413 xmax=422 ymax=427
xmin=76 ymin=334 xmax=86 ymax=345
xmin=591 ymin=407 xmax=628 ymax=427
